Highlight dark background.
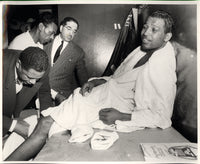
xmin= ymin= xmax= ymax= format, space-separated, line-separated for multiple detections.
xmin=4 ymin=4 xmax=197 ymax=77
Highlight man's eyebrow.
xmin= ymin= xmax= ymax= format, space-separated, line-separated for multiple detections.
xmin=26 ymin=74 xmax=36 ymax=79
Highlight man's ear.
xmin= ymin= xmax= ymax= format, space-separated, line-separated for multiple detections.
xmin=164 ymin=32 xmax=172 ymax=42
xmin=16 ymin=59 xmax=21 ymax=69
xmin=60 ymin=25 xmax=63 ymax=33
xmin=38 ymin=23 xmax=45 ymax=31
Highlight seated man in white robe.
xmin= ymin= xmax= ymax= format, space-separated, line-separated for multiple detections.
xmin=6 ymin=10 xmax=177 ymax=161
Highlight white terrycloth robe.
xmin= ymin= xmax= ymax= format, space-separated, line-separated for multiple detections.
xmin=42 ymin=42 xmax=176 ymax=134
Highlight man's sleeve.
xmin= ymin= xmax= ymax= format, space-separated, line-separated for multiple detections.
xmin=76 ymin=51 xmax=89 ymax=86
xmin=132 ymin=50 xmax=176 ymax=129
xmin=117 ymin=47 xmax=177 ymax=130
xmin=3 ymin=115 xmax=13 ymax=136
xmin=38 ymin=71 xmax=53 ymax=110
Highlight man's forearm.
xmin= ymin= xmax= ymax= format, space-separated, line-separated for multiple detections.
xmin=90 ymin=79 xmax=106 ymax=87
xmin=121 ymin=113 xmax=131 ymax=121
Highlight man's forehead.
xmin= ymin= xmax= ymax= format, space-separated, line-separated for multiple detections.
xmin=146 ymin=17 xmax=165 ymax=27
xmin=46 ymin=22 xmax=57 ymax=31
xmin=65 ymin=21 xmax=78 ymax=28
xmin=24 ymin=68 xmax=45 ymax=78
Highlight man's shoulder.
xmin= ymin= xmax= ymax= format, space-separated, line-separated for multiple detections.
xmin=11 ymin=32 xmax=28 ymax=42
xmin=154 ymin=42 xmax=175 ymax=57
xmin=8 ymin=32 xmax=31 ymax=50
xmin=69 ymin=41 xmax=85 ymax=53
xmin=3 ymin=49 xmax=21 ymax=61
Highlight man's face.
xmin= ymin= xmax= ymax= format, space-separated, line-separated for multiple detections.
xmin=16 ymin=61 xmax=45 ymax=86
xmin=39 ymin=22 xmax=57 ymax=44
xmin=141 ymin=17 xmax=170 ymax=51
xmin=60 ymin=21 xmax=78 ymax=42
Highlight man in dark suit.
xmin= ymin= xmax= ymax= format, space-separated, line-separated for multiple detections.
xmin=3 ymin=47 xmax=53 ymax=138
xmin=44 ymin=17 xmax=89 ymax=105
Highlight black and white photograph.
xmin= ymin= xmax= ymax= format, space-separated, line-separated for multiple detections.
xmin=1 ymin=1 xmax=198 ymax=162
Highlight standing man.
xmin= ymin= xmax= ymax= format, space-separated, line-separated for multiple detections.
xmin=44 ymin=17 xmax=89 ymax=105
xmin=6 ymin=10 xmax=177 ymax=161
xmin=3 ymin=47 xmax=53 ymax=138
xmin=8 ymin=12 xmax=57 ymax=50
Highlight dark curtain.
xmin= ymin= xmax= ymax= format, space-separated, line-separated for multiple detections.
xmin=102 ymin=9 xmax=140 ymax=76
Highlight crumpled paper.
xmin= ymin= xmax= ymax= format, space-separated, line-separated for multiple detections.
xmin=68 ymin=125 xmax=94 ymax=143
xmin=91 ymin=131 xmax=119 ymax=150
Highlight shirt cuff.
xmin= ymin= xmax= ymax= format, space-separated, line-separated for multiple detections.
xmin=8 ymin=119 xmax=17 ymax=132
xmin=51 ymin=89 xmax=58 ymax=99
xmin=89 ymin=76 xmax=110 ymax=82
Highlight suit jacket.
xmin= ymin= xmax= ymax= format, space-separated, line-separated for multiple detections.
xmin=44 ymin=40 xmax=89 ymax=98
xmin=3 ymin=49 xmax=53 ymax=136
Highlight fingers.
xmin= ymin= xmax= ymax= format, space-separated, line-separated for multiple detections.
xmin=14 ymin=120 xmax=30 ymax=138
xmin=79 ymin=84 xmax=88 ymax=96
xmin=99 ymin=109 xmax=109 ymax=124
xmin=80 ymin=82 xmax=93 ymax=96
xmin=100 ymin=108 xmax=111 ymax=112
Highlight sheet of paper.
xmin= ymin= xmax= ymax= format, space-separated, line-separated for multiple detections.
xmin=140 ymin=142 xmax=197 ymax=162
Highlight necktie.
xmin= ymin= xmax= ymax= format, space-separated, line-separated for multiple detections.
xmin=133 ymin=51 xmax=154 ymax=69
xmin=53 ymin=41 xmax=64 ymax=63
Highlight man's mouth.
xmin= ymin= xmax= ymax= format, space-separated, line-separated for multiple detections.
xmin=142 ymin=38 xmax=151 ymax=44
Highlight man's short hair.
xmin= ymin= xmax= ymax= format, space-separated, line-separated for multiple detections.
xmin=60 ymin=17 xmax=79 ymax=29
xmin=19 ymin=47 xmax=49 ymax=72
xmin=31 ymin=12 xmax=57 ymax=29
xmin=150 ymin=10 xmax=174 ymax=33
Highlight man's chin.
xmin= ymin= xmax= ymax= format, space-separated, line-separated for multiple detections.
xmin=141 ymin=45 xmax=150 ymax=51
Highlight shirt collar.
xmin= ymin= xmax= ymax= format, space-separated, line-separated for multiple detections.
xmin=15 ymin=67 xmax=22 ymax=85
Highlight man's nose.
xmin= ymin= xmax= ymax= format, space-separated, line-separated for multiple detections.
xmin=69 ymin=30 xmax=75 ymax=35
xmin=143 ymin=28 xmax=151 ymax=36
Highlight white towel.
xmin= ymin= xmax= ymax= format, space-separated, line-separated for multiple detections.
xmin=91 ymin=120 xmax=117 ymax=131
xmin=91 ymin=120 xmax=144 ymax=132
xmin=3 ymin=115 xmax=38 ymax=160
xmin=68 ymin=125 xmax=94 ymax=143
xmin=91 ymin=131 xmax=119 ymax=150
xmin=115 ymin=120 xmax=144 ymax=132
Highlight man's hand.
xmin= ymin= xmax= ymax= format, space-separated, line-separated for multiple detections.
xmin=80 ymin=79 xmax=107 ymax=96
xmin=99 ymin=108 xmax=131 ymax=125
xmin=79 ymin=81 xmax=95 ymax=96
xmin=55 ymin=93 xmax=67 ymax=105
xmin=14 ymin=119 xmax=30 ymax=139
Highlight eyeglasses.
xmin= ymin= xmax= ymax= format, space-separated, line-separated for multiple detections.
xmin=19 ymin=67 xmax=41 ymax=85
xmin=63 ymin=25 xmax=77 ymax=34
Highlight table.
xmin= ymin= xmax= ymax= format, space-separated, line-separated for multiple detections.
xmin=34 ymin=127 xmax=189 ymax=161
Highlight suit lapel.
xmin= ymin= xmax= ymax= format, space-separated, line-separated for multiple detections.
xmin=44 ymin=41 xmax=53 ymax=65
xmin=50 ymin=42 xmax=72 ymax=70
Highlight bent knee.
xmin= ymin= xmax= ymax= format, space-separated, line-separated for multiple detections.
xmin=40 ymin=116 xmax=54 ymax=129
xmin=32 ymin=116 xmax=54 ymax=137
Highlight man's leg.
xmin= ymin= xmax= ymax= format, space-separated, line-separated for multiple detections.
xmin=5 ymin=116 xmax=54 ymax=161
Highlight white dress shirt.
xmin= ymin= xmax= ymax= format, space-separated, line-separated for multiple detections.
xmin=8 ymin=31 xmax=43 ymax=50
xmin=9 ymin=68 xmax=23 ymax=132
xmin=50 ymin=35 xmax=68 ymax=99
